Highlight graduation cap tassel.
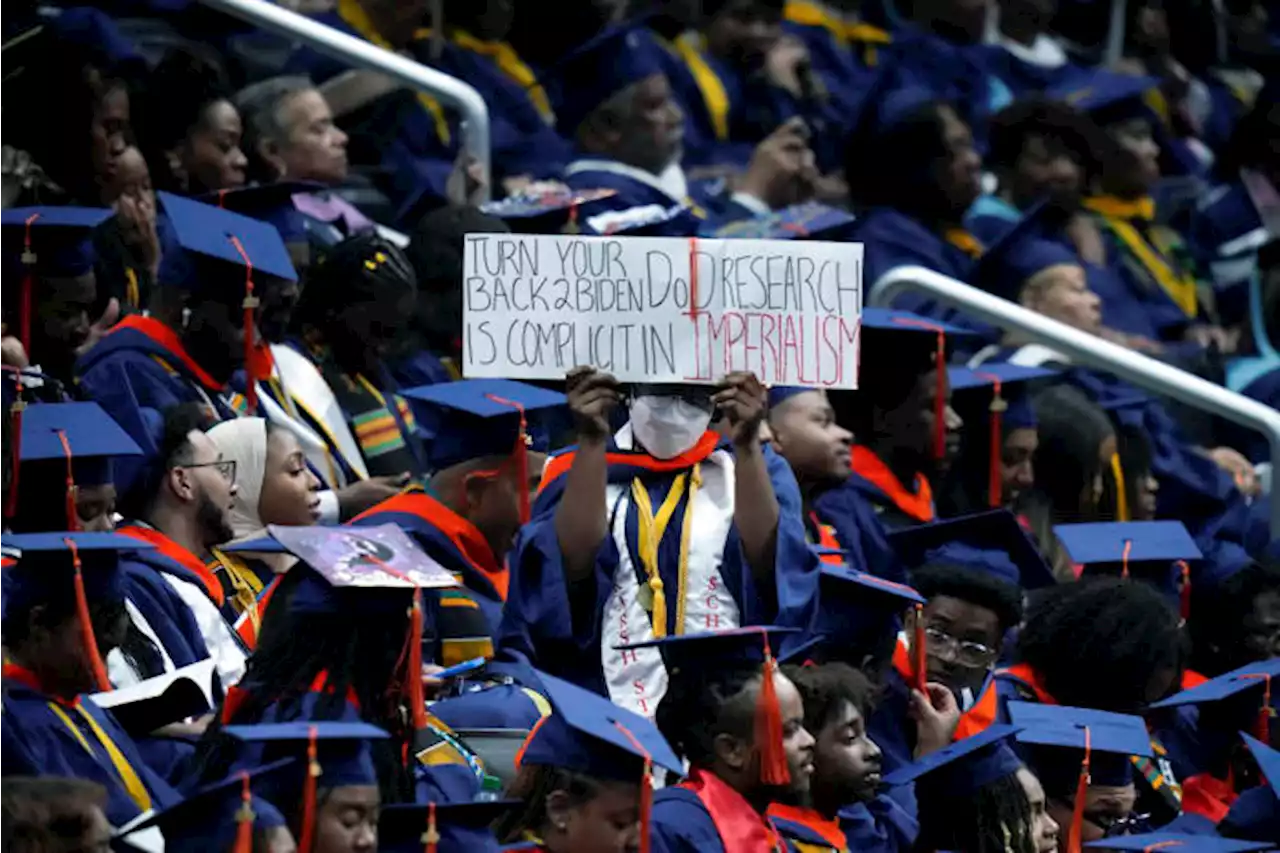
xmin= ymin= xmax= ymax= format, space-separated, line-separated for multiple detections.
xmin=5 ymin=369 xmax=25 ymax=519
xmin=755 ymin=632 xmax=791 ymax=786
xmin=423 ymin=802 xmax=440 ymax=853
xmin=980 ymin=373 xmax=1006 ymax=509
xmin=931 ymin=328 xmax=946 ymax=461
xmin=56 ymin=430 xmax=80 ymax=532
xmin=233 ymin=771 xmax=255 ymax=853
xmin=1255 ymin=674 xmax=1271 ymax=744
xmin=407 ymin=586 xmax=428 ymax=731
xmin=19 ymin=213 xmax=40 ymax=356
xmin=1177 ymin=560 xmax=1191 ymax=621
xmin=65 ymin=537 xmax=112 ymax=692
xmin=1109 ymin=452 xmax=1129 ymax=521
xmin=485 ymin=393 xmax=531 ymax=525
xmin=298 ymin=725 xmax=320 ymax=853
xmin=1067 ymin=726 xmax=1091 ymax=853
xmin=227 ymin=235 xmax=259 ymax=415
xmin=614 ymin=722 xmax=653 ymax=853
xmin=1120 ymin=539 xmax=1133 ymax=580
xmin=912 ymin=603 xmax=928 ymax=694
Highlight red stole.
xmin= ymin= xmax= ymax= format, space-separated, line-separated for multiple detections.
xmin=954 ymin=677 xmax=1001 ymax=740
xmin=538 ymin=430 xmax=723 ymax=493
xmin=850 ymin=446 xmax=934 ymax=523
xmin=109 ymin=315 xmax=224 ymax=392
xmin=807 ymin=512 xmax=844 ymax=564
xmin=766 ymin=803 xmax=847 ymax=850
xmin=679 ymin=767 xmax=784 ymax=853
xmin=116 ymin=524 xmax=225 ymax=606
xmin=1180 ymin=772 xmax=1237 ymax=823
xmin=2 ymin=663 xmax=79 ymax=707
xmin=997 ymin=662 xmax=1057 ymax=705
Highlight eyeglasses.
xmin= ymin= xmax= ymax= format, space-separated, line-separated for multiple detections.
xmin=1100 ymin=813 xmax=1152 ymax=838
xmin=180 ymin=459 xmax=237 ymax=483
xmin=923 ymin=626 xmax=998 ymax=668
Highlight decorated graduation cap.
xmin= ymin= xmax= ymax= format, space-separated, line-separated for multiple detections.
xmin=707 ymin=202 xmax=856 ymax=241
xmin=1 ymin=206 xmax=114 ymax=357
xmin=546 ymin=24 xmax=665 ymax=135
xmin=379 ymin=800 xmax=519 ymax=853
xmin=1055 ymin=521 xmax=1202 ymax=619
xmin=480 ymin=187 xmax=618 ymax=235
xmin=882 ymin=722 xmax=1024 ymax=790
xmin=889 ymin=508 xmax=1056 ymax=590
xmin=156 ymin=191 xmax=299 ymax=413
xmin=402 ymin=378 xmax=568 ymax=522
xmin=948 ymin=364 xmax=1058 ymax=508
xmin=1082 ymin=835 xmax=1274 ymax=853
xmin=618 ymin=626 xmax=800 ymax=786
xmin=200 ymin=180 xmax=328 ymax=246
xmin=860 ymin=307 xmax=976 ymax=462
xmin=517 ymin=671 xmax=683 ymax=853
xmin=223 ymin=721 xmax=388 ymax=853
xmin=15 ymin=401 xmax=142 ymax=529
xmin=2 ymin=532 xmax=155 ymax=692
xmin=233 ymin=523 xmax=457 ymax=731
xmin=111 ymin=758 xmax=293 ymax=853
xmin=1148 ymin=659 xmax=1279 ymax=744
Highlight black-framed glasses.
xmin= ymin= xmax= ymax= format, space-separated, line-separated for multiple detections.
xmin=923 ymin=626 xmax=998 ymax=668
xmin=180 ymin=459 xmax=237 ymax=483
xmin=1100 ymin=813 xmax=1152 ymax=838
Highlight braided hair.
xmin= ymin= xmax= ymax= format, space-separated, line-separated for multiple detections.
xmin=493 ymin=765 xmax=604 ymax=844
xmin=917 ymin=769 xmax=1038 ymax=853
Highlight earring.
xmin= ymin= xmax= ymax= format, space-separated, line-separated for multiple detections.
xmin=182 ymin=307 xmax=192 ymax=329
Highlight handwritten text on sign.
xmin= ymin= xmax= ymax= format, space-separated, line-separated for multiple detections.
xmin=462 ymin=234 xmax=863 ymax=388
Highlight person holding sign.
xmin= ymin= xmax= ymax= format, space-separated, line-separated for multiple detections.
xmin=499 ymin=366 xmax=819 ymax=718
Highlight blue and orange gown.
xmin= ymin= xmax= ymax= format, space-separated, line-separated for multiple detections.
xmin=350 ymin=486 xmax=507 ymax=664
xmin=652 ymin=767 xmax=787 ymax=853
xmin=1 ymin=663 xmax=181 ymax=827
xmin=769 ymin=798 xmax=919 ymax=853
xmin=808 ymin=477 xmax=905 ymax=584
xmin=497 ymin=429 xmax=819 ymax=705
xmin=848 ymin=446 xmax=938 ymax=532
xmin=75 ymin=315 xmax=240 ymax=494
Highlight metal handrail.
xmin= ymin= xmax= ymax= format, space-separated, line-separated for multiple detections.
xmin=198 ymin=0 xmax=491 ymax=202
xmin=870 ymin=265 xmax=1280 ymax=537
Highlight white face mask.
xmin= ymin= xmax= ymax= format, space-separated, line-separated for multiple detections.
xmin=630 ymin=395 xmax=712 ymax=459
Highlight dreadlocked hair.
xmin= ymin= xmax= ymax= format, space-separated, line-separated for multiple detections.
xmin=1187 ymin=559 xmax=1280 ymax=677
xmin=654 ymin=663 xmax=762 ymax=783
xmin=493 ymin=764 xmax=604 ymax=844
xmin=916 ymin=768 xmax=1038 ymax=853
xmin=1017 ymin=577 xmax=1187 ymax=713
xmin=190 ymin=568 xmax=417 ymax=802
xmin=782 ymin=662 xmax=876 ymax=735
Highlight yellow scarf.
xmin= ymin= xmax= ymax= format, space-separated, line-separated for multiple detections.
xmin=49 ymin=703 xmax=153 ymax=812
xmin=1084 ymin=195 xmax=1199 ymax=318
xmin=945 ymin=228 xmax=985 ymax=258
xmin=336 ymin=0 xmax=451 ymax=146
xmin=630 ymin=465 xmax=702 ymax=639
xmin=449 ymin=28 xmax=554 ymax=125
xmin=673 ymin=32 xmax=730 ymax=142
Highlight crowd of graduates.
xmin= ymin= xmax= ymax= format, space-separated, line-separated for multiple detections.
xmin=2 ymin=0 xmax=1280 ymax=851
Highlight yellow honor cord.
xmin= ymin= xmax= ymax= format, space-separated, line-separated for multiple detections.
xmin=49 ymin=703 xmax=153 ymax=812
xmin=631 ymin=465 xmax=700 ymax=638
xmin=1085 ymin=196 xmax=1198 ymax=318
xmin=673 ymin=33 xmax=730 ymax=142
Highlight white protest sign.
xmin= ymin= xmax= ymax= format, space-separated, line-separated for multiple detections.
xmin=462 ymin=233 xmax=863 ymax=388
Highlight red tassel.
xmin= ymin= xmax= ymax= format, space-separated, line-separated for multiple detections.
xmin=65 ymin=538 xmax=112 ymax=692
xmin=1120 ymin=539 xmax=1133 ymax=580
xmin=227 ymin=235 xmax=259 ymax=414
xmin=976 ymin=373 xmax=1005 ymax=508
xmin=754 ymin=632 xmax=790 ymax=786
xmin=912 ymin=603 xmax=928 ymax=693
xmin=614 ymin=722 xmax=653 ymax=853
xmin=484 ymin=394 xmax=530 ymax=525
xmin=19 ymin=213 xmax=40 ymax=356
xmin=423 ymin=802 xmax=439 ymax=853
xmin=56 ymin=430 xmax=80 ymax=531
xmin=1067 ymin=726 xmax=1091 ymax=853
xmin=687 ymin=237 xmax=699 ymax=320
xmin=1256 ymin=674 xmax=1271 ymax=744
xmin=408 ymin=589 xmax=427 ymax=730
xmin=297 ymin=725 xmax=320 ymax=853
xmin=6 ymin=371 xmax=25 ymax=519
xmin=1177 ymin=560 xmax=1191 ymax=621
xmin=233 ymin=771 xmax=254 ymax=853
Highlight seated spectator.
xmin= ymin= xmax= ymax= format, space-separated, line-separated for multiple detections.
xmin=94 ymin=146 xmax=162 ymax=313
xmin=780 ymin=0 xmax=890 ymax=128
xmin=137 ymin=49 xmax=248 ymax=196
xmin=1028 ymin=385 xmax=1120 ymax=525
xmin=553 ymin=24 xmax=817 ymax=236
xmin=0 ymin=777 xmax=112 ymax=853
xmin=1 ymin=533 xmax=181 ymax=827
xmin=116 ymin=403 xmax=249 ymax=687
xmin=982 ymin=0 xmax=1085 ymax=96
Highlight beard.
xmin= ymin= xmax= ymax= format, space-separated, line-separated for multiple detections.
xmin=196 ymin=489 xmax=235 ymax=547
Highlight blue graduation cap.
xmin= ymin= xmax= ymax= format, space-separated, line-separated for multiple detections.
xmin=2 ymin=207 xmax=113 ymax=355
xmin=966 ymin=200 xmax=1081 ymax=302
xmin=156 ymin=190 xmax=298 ymax=289
xmin=888 ymin=509 xmax=1056 ymax=590
xmin=1055 ymin=521 xmax=1201 ymax=617
xmin=111 ymin=759 xmax=294 ymax=853
xmin=706 ymin=202 xmax=856 ymax=241
xmin=47 ymin=6 xmax=146 ymax=76
xmin=1083 ymin=835 xmax=1274 ymax=853
xmin=809 ymin=560 xmax=925 ymax=667
xmin=199 ymin=181 xmax=328 ymax=245
xmin=480 ymin=187 xmax=619 ymax=234
xmin=518 ymin=671 xmax=683 ymax=781
xmin=401 ymin=379 xmax=567 ymax=515
xmin=1240 ymin=732 xmax=1279 ymax=799
xmin=18 ymin=401 xmax=142 ymax=503
xmin=1009 ymin=701 xmax=1150 ymax=795
xmin=881 ymin=722 xmax=1024 ymax=791
xmin=948 ymin=363 xmax=1056 ymax=433
xmin=546 ymin=24 xmax=665 ymax=135
xmin=586 ymin=202 xmax=699 ymax=236
xmin=1147 ymin=658 xmax=1280 ymax=710
xmin=378 ymin=800 xmax=520 ymax=853
xmin=1050 ymin=71 xmax=1160 ymax=120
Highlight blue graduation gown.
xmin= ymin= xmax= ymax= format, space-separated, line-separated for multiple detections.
xmin=1 ymin=669 xmax=181 ymax=827
xmin=1187 ymin=178 xmax=1267 ymax=326
xmin=651 ymin=778 xmax=784 ymax=853
xmin=848 ymin=208 xmax=997 ymax=340
xmin=977 ymin=43 xmax=1084 ymax=98
xmin=428 ymin=37 xmax=571 ymax=180
xmin=496 ymin=436 xmax=820 ymax=696
xmin=75 ymin=316 xmax=237 ymax=494
xmin=838 ymin=795 xmax=919 ymax=853
xmin=120 ymin=561 xmax=212 ymax=674
xmin=282 ymin=12 xmax=456 ymax=225
xmin=810 ymin=480 xmax=906 ymax=584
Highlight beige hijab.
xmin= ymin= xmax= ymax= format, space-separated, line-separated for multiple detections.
xmin=207 ymin=418 xmax=296 ymax=574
